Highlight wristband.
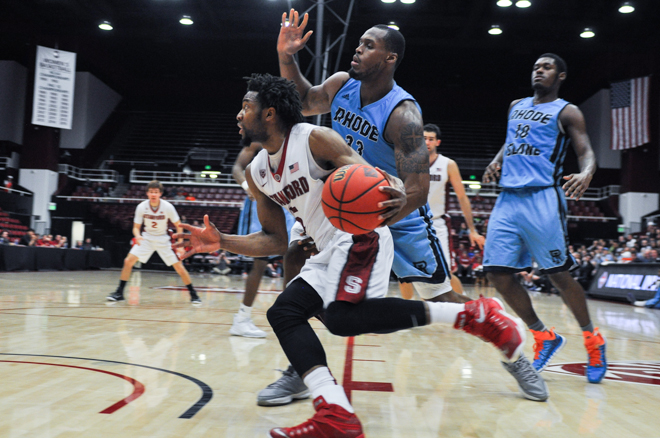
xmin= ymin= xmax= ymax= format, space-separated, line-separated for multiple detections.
xmin=241 ymin=181 xmax=249 ymax=191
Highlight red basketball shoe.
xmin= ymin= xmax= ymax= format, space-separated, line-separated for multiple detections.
xmin=269 ymin=396 xmax=364 ymax=438
xmin=454 ymin=296 xmax=526 ymax=362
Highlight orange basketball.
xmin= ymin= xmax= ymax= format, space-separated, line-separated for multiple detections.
xmin=322 ymin=164 xmax=391 ymax=234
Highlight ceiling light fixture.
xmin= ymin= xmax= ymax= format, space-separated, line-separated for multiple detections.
xmin=619 ymin=2 xmax=635 ymax=13
xmin=488 ymin=25 xmax=503 ymax=35
xmin=580 ymin=27 xmax=595 ymax=38
xmin=179 ymin=15 xmax=193 ymax=25
xmin=99 ymin=21 xmax=113 ymax=31
xmin=515 ymin=0 xmax=531 ymax=8
xmin=400 ymin=0 xmax=416 ymax=4
xmin=381 ymin=0 xmax=396 ymax=3
xmin=387 ymin=22 xmax=400 ymax=30
xmin=496 ymin=0 xmax=513 ymax=6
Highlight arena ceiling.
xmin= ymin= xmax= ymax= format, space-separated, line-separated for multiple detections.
xmin=1 ymin=0 xmax=659 ymax=120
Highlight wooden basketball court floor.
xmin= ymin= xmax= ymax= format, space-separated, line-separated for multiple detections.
xmin=1 ymin=269 xmax=659 ymax=438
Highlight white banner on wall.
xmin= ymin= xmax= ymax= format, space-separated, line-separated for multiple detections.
xmin=31 ymin=46 xmax=76 ymax=130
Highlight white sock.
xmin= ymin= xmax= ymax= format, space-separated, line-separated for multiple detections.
xmin=427 ymin=302 xmax=465 ymax=325
xmin=238 ymin=303 xmax=252 ymax=318
xmin=303 ymin=367 xmax=354 ymax=413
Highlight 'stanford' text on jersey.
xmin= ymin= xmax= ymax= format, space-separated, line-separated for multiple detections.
xmin=134 ymin=199 xmax=180 ymax=237
xmin=250 ymin=123 xmax=335 ymax=251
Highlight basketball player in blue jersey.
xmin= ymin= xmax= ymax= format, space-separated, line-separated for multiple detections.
xmin=482 ymin=53 xmax=607 ymax=383
xmin=266 ymin=8 xmax=546 ymax=405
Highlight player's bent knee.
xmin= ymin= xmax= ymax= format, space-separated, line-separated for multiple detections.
xmin=267 ymin=279 xmax=322 ymax=334
xmin=324 ymin=301 xmax=360 ymax=337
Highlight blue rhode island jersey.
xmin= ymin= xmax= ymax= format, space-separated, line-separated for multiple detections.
xmin=330 ymin=78 xmax=420 ymax=177
xmin=500 ymin=97 xmax=571 ymax=188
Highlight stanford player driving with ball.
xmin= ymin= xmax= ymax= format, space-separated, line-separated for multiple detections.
xmin=175 ymin=73 xmax=546 ymax=438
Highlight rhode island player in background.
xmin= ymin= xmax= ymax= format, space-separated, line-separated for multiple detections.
xmin=482 ymin=53 xmax=607 ymax=383
xmin=107 ymin=180 xmax=200 ymax=304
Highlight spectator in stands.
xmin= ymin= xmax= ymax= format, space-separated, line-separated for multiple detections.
xmin=458 ymin=222 xmax=470 ymax=240
xmin=619 ymin=249 xmax=635 ymax=263
xmin=3 ymin=175 xmax=13 ymax=192
xmin=211 ymin=250 xmax=232 ymax=275
xmin=82 ymin=238 xmax=93 ymax=250
xmin=634 ymin=249 xmax=654 ymax=263
xmin=185 ymin=194 xmax=196 ymax=201
xmin=0 ymin=230 xmax=10 ymax=244
xmin=651 ymin=249 xmax=660 ymax=263
xmin=74 ymin=240 xmax=83 ymax=249
xmin=36 ymin=234 xmax=53 ymax=247
xmin=455 ymin=248 xmax=473 ymax=281
xmin=174 ymin=191 xmax=185 ymax=200
xmin=640 ymin=239 xmax=652 ymax=252
xmin=58 ymin=236 xmax=69 ymax=249
xmin=576 ymin=255 xmax=596 ymax=289
xmin=20 ymin=229 xmax=37 ymax=246
xmin=264 ymin=262 xmax=281 ymax=278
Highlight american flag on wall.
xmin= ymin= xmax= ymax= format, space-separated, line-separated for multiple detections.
xmin=610 ymin=76 xmax=650 ymax=150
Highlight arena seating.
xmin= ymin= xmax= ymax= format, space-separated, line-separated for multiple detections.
xmin=0 ymin=208 xmax=30 ymax=239
xmin=105 ymin=112 xmax=243 ymax=168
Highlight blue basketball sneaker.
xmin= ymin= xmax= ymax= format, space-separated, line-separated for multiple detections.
xmin=583 ymin=328 xmax=607 ymax=383
xmin=531 ymin=328 xmax=566 ymax=372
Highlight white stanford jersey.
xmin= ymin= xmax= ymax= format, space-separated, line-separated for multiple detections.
xmin=134 ymin=199 xmax=180 ymax=237
xmin=428 ymin=154 xmax=450 ymax=220
xmin=250 ymin=123 xmax=336 ymax=251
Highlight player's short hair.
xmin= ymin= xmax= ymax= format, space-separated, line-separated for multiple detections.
xmin=146 ymin=180 xmax=164 ymax=193
xmin=423 ymin=123 xmax=441 ymax=139
xmin=373 ymin=25 xmax=405 ymax=69
xmin=244 ymin=73 xmax=304 ymax=129
xmin=538 ymin=53 xmax=567 ymax=75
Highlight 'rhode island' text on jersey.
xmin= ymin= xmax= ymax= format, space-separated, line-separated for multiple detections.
xmin=331 ymin=78 xmax=421 ymax=177
xmin=500 ymin=97 xmax=571 ymax=188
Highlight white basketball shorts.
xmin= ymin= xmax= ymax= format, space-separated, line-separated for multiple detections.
xmin=295 ymin=227 xmax=393 ymax=309
xmin=129 ymin=234 xmax=180 ymax=266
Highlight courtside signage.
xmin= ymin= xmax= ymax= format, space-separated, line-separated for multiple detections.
xmin=588 ymin=264 xmax=659 ymax=301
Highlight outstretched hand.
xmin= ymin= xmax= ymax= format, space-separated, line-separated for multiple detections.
xmin=172 ymin=215 xmax=222 ymax=259
xmin=375 ymin=167 xmax=407 ymax=226
xmin=277 ymin=9 xmax=313 ymax=57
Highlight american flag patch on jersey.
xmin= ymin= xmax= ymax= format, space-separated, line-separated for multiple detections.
xmin=289 ymin=162 xmax=299 ymax=173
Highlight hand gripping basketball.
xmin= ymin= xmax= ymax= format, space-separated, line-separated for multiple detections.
xmin=322 ymin=164 xmax=393 ymax=234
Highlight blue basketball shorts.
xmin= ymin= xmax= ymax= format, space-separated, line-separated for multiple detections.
xmin=389 ymin=203 xmax=451 ymax=285
xmin=483 ymin=186 xmax=575 ymax=274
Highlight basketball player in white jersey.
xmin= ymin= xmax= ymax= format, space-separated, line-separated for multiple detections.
xmin=107 ymin=180 xmax=201 ymax=304
xmin=175 ymin=73 xmax=546 ymax=438
xmin=400 ymin=123 xmax=485 ymax=300
xmin=428 ymin=123 xmax=485 ymax=292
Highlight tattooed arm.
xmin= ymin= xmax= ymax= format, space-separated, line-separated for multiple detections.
xmin=382 ymin=100 xmax=429 ymax=225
